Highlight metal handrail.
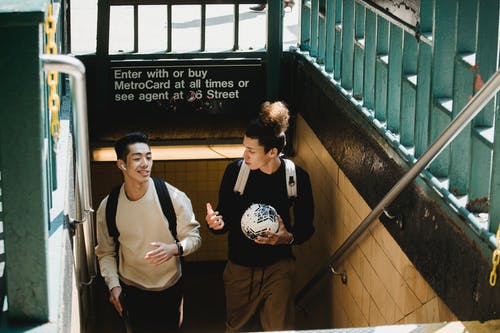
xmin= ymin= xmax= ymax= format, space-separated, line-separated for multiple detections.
xmin=40 ymin=54 xmax=97 ymax=281
xmin=295 ymin=70 xmax=500 ymax=304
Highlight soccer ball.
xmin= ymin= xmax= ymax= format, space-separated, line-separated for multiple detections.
xmin=241 ymin=203 xmax=279 ymax=240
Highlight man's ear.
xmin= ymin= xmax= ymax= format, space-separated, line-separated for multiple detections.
xmin=117 ymin=160 xmax=126 ymax=171
xmin=268 ymin=147 xmax=279 ymax=158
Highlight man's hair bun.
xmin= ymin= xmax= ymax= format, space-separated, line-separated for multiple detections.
xmin=259 ymin=101 xmax=290 ymax=135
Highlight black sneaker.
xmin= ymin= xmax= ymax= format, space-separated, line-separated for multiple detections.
xmin=250 ymin=3 xmax=267 ymax=11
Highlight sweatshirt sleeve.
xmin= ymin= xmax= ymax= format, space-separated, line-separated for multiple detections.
xmin=168 ymin=184 xmax=202 ymax=256
xmin=94 ymin=197 xmax=121 ymax=290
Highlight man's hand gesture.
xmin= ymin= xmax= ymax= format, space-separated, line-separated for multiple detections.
xmin=206 ymin=203 xmax=224 ymax=230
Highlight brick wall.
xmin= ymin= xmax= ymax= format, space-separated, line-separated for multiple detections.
xmin=292 ymin=115 xmax=456 ymax=328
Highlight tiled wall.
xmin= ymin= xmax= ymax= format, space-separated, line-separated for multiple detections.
xmin=91 ymin=159 xmax=229 ymax=262
xmin=292 ymin=115 xmax=457 ymax=328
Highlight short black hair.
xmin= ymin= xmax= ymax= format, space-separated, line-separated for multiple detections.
xmin=114 ymin=132 xmax=150 ymax=161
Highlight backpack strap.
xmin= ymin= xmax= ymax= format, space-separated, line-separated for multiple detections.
xmin=105 ymin=183 xmax=123 ymax=244
xmin=283 ymin=159 xmax=297 ymax=198
xmin=233 ymin=159 xmax=250 ymax=195
xmin=233 ymin=158 xmax=298 ymax=198
xmin=152 ymin=178 xmax=179 ymax=242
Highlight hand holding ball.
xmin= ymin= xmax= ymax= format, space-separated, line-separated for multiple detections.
xmin=241 ymin=203 xmax=279 ymax=240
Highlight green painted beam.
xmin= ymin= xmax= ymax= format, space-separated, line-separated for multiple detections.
xmin=387 ymin=24 xmax=402 ymax=134
xmin=0 ymin=0 xmax=47 ymax=26
xmin=449 ymin=0 xmax=476 ymax=195
xmin=362 ymin=9 xmax=376 ymax=110
xmin=340 ymin=0 xmax=354 ymax=90
xmin=353 ymin=44 xmax=364 ymax=99
xmin=400 ymin=79 xmax=416 ymax=147
xmin=419 ymin=0 xmax=433 ymax=33
xmin=470 ymin=133 xmax=492 ymax=202
xmin=324 ymin=0 xmax=335 ymax=72
xmin=473 ymin=0 xmax=498 ymax=127
xmin=400 ymin=31 xmax=417 ymax=147
xmin=414 ymin=42 xmax=432 ymax=158
xmin=300 ymin=1 xmax=311 ymax=51
xmin=489 ymin=93 xmax=500 ymax=233
xmin=429 ymin=0 xmax=456 ymax=176
xmin=374 ymin=17 xmax=388 ymax=121
xmin=317 ymin=15 xmax=326 ymax=64
xmin=431 ymin=0 xmax=456 ymax=98
xmin=0 ymin=3 xmax=50 ymax=322
xmin=310 ymin=0 xmax=319 ymax=57
xmin=428 ymin=103 xmax=451 ymax=177
xmin=266 ymin=0 xmax=282 ymax=100
xmin=333 ymin=0 xmax=342 ymax=81
xmin=352 ymin=2 xmax=364 ymax=99
xmin=374 ymin=59 xmax=388 ymax=122
xmin=449 ymin=59 xmax=474 ymax=196
xmin=456 ymin=0 xmax=477 ymax=54
xmin=479 ymin=0 xmax=500 ymax=233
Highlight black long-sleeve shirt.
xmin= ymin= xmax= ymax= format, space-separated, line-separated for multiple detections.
xmin=212 ymin=158 xmax=315 ymax=267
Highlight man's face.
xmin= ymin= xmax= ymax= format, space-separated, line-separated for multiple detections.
xmin=120 ymin=142 xmax=152 ymax=183
xmin=242 ymin=135 xmax=274 ymax=171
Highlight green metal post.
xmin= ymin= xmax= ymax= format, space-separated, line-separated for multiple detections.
xmin=317 ymin=15 xmax=326 ymax=64
xmin=400 ymin=31 xmax=417 ymax=147
xmin=374 ymin=17 xmax=388 ymax=122
xmin=473 ymin=0 xmax=498 ymax=127
xmin=340 ymin=0 xmax=354 ymax=90
xmin=333 ymin=0 xmax=342 ymax=81
xmin=449 ymin=0 xmax=478 ymax=196
xmin=489 ymin=94 xmax=500 ymax=234
xmin=428 ymin=0 xmax=456 ymax=177
xmin=310 ymin=0 xmax=319 ymax=57
xmin=387 ymin=24 xmax=402 ymax=134
xmin=266 ymin=0 xmax=282 ymax=100
xmin=324 ymin=0 xmax=335 ymax=73
xmin=478 ymin=0 xmax=500 ymax=233
xmin=414 ymin=41 xmax=432 ymax=158
xmin=300 ymin=0 xmax=311 ymax=51
xmin=363 ymin=9 xmax=376 ymax=110
xmin=352 ymin=2 xmax=364 ymax=99
xmin=0 ymin=0 xmax=50 ymax=322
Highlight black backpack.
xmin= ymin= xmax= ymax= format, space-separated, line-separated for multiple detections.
xmin=105 ymin=178 xmax=179 ymax=246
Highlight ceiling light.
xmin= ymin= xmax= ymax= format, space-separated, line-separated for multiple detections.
xmin=92 ymin=144 xmax=244 ymax=161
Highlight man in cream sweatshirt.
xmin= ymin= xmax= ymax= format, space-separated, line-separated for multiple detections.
xmin=95 ymin=132 xmax=201 ymax=332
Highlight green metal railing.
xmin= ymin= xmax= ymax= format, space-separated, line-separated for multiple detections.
xmin=296 ymin=69 xmax=500 ymax=305
xmin=299 ymin=0 xmax=500 ymax=236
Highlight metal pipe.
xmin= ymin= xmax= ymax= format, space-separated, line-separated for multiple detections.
xmin=296 ymin=70 xmax=500 ymax=304
xmin=40 ymin=54 xmax=96 ymax=278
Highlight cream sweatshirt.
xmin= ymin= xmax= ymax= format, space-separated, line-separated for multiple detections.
xmin=95 ymin=178 xmax=201 ymax=291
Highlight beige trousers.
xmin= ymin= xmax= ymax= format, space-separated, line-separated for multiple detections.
xmin=223 ymin=258 xmax=295 ymax=332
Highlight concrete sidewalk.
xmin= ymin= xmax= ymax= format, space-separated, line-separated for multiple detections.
xmin=70 ymin=1 xmax=300 ymax=54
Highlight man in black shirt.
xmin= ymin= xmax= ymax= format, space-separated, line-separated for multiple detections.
xmin=206 ymin=101 xmax=314 ymax=332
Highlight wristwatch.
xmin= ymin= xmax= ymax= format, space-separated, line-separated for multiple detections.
xmin=176 ymin=242 xmax=184 ymax=256
xmin=288 ymin=234 xmax=295 ymax=245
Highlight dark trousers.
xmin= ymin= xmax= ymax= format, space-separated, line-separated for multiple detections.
xmin=120 ymin=278 xmax=183 ymax=333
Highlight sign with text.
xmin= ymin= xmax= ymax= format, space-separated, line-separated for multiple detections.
xmin=110 ymin=59 xmax=265 ymax=116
